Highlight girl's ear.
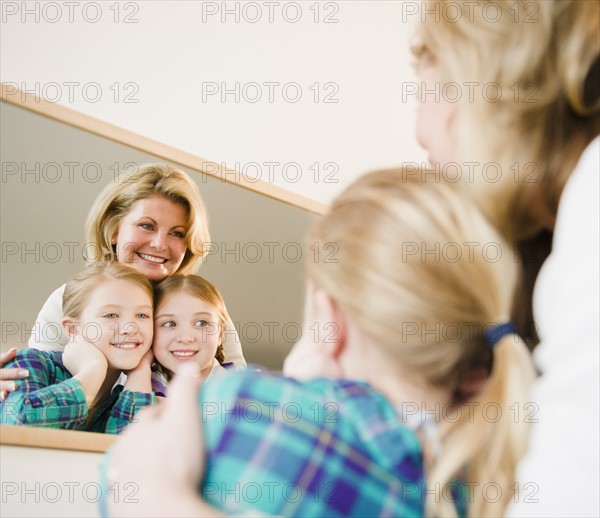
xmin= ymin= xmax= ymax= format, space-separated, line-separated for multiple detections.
xmin=282 ymin=287 xmax=347 ymax=380
xmin=62 ymin=318 xmax=79 ymax=339
xmin=312 ymin=289 xmax=347 ymax=360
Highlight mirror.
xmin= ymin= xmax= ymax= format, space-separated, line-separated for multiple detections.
xmin=0 ymin=100 xmax=318 ymax=380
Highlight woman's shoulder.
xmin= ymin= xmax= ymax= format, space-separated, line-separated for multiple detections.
xmin=40 ymin=283 xmax=67 ymax=304
xmin=555 ymin=136 xmax=599 ymax=236
xmin=28 ymin=283 xmax=68 ymax=351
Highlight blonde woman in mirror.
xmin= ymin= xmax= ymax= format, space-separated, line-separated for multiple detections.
xmin=151 ymin=274 xmax=234 ymax=393
xmin=412 ymin=1 xmax=599 ymax=514
xmin=0 ymin=164 xmax=246 ymax=400
xmin=0 ymin=262 xmax=156 ymax=434
xmin=104 ymin=169 xmax=537 ymax=517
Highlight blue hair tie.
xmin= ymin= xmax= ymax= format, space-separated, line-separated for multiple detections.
xmin=484 ymin=322 xmax=518 ymax=348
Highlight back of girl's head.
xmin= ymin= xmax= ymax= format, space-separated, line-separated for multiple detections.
xmin=309 ymin=168 xmax=514 ymax=385
xmin=85 ymin=163 xmax=210 ymax=274
xmin=63 ymin=261 xmax=153 ymax=319
xmin=309 ymin=168 xmax=536 ymax=517
xmin=153 ymin=274 xmax=227 ymax=363
xmin=413 ymin=0 xmax=599 ymax=241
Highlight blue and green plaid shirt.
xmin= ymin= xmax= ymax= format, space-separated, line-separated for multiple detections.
xmin=0 ymin=349 xmax=156 ymax=434
xmin=198 ymin=369 xmax=468 ymax=517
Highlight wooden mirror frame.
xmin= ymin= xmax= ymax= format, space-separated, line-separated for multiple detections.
xmin=0 ymin=83 xmax=325 ymax=452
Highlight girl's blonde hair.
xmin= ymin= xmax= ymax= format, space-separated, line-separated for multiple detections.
xmin=85 ymin=163 xmax=210 ymax=275
xmin=309 ymin=168 xmax=537 ymax=517
xmin=413 ymin=0 xmax=600 ymax=241
xmin=153 ymin=274 xmax=228 ymax=378
xmin=63 ymin=261 xmax=153 ymax=319
xmin=63 ymin=261 xmax=153 ymax=425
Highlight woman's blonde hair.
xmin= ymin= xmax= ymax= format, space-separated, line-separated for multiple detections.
xmin=309 ymin=168 xmax=537 ymax=517
xmin=85 ymin=163 xmax=210 ymax=275
xmin=413 ymin=0 xmax=600 ymax=241
xmin=153 ymin=274 xmax=228 ymax=378
xmin=63 ymin=261 xmax=153 ymax=319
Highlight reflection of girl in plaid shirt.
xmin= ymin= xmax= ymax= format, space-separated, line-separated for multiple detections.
xmin=104 ymin=170 xmax=537 ymax=517
xmin=0 ymin=262 xmax=157 ymax=434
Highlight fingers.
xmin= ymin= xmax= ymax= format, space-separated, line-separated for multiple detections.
xmin=132 ymin=403 xmax=163 ymax=426
xmin=162 ymin=363 xmax=203 ymax=429
xmin=0 ymin=367 xmax=30 ymax=381
xmin=143 ymin=348 xmax=155 ymax=363
xmin=0 ymin=380 xmax=17 ymax=393
xmin=0 ymin=360 xmax=29 ymax=400
xmin=0 ymin=348 xmax=18 ymax=367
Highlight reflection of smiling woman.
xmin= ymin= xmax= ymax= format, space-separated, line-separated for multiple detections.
xmin=0 ymin=164 xmax=246 ymax=400
xmin=110 ymin=195 xmax=189 ymax=281
xmin=0 ymin=262 xmax=156 ymax=433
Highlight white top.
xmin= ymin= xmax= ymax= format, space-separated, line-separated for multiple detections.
xmin=28 ymin=284 xmax=68 ymax=351
xmin=28 ymin=283 xmax=247 ymax=369
xmin=508 ymin=137 xmax=600 ymax=517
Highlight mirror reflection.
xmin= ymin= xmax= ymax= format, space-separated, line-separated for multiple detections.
xmin=1 ymin=102 xmax=316 ymax=432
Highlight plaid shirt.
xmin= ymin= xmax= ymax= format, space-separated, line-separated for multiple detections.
xmin=0 ymin=349 xmax=156 ymax=434
xmin=199 ymin=369 xmax=468 ymax=517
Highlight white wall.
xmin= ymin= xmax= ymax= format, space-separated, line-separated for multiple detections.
xmin=1 ymin=444 xmax=103 ymax=517
xmin=1 ymin=0 xmax=426 ymax=204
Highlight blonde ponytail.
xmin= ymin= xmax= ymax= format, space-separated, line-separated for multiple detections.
xmin=428 ymin=333 xmax=537 ymax=517
xmin=309 ymin=168 xmax=537 ymax=517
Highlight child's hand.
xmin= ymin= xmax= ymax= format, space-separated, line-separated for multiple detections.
xmin=128 ymin=348 xmax=154 ymax=374
xmin=63 ymin=335 xmax=108 ymax=376
xmin=283 ymin=337 xmax=343 ymax=380
xmin=104 ymin=364 xmax=216 ymax=517
xmin=63 ymin=336 xmax=108 ymax=402
xmin=123 ymin=349 xmax=154 ymax=393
